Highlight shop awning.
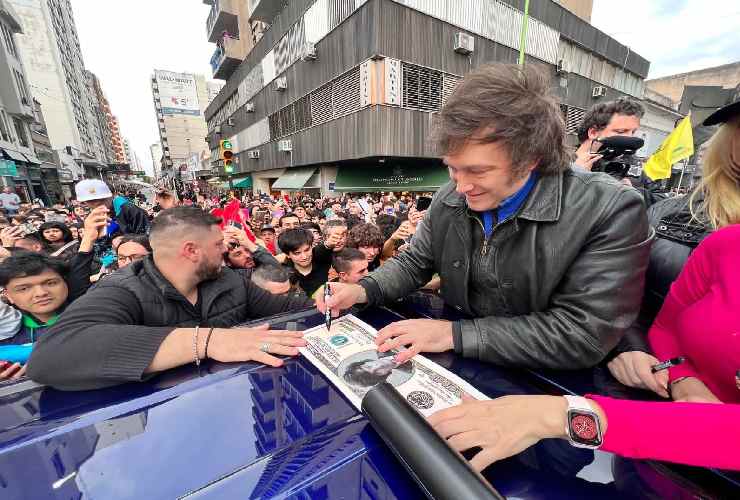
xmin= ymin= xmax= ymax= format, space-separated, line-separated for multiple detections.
xmin=272 ymin=167 xmax=316 ymax=191
xmin=207 ymin=177 xmax=221 ymax=183
xmin=23 ymin=154 xmax=42 ymax=165
xmin=232 ymin=176 xmax=252 ymax=189
xmin=1 ymin=148 xmax=27 ymax=163
xmin=334 ymin=164 xmax=450 ymax=192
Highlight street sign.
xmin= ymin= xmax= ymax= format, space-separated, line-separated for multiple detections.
xmin=0 ymin=160 xmax=18 ymax=177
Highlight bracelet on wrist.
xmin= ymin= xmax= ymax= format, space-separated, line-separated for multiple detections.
xmin=204 ymin=328 xmax=215 ymax=359
xmin=670 ymin=376 xmax=690 ymax=387
xmin=192 ymin=326 xmax=201 ymax=368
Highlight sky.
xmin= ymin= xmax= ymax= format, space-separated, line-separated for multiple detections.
xmin=68 ymin=0 xmax=740 ymax=175
xmin=591 ymin=0 xmax=740 ymax=79
xmin=70 ymin=0 xmax=215 ymax=176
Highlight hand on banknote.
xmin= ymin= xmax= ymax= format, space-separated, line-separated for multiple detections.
xmin=375 ymin=319 xmax=454 ymax=363
xmin=316 ymin=283 xmax=367 ymax=317
xmin=428 ymin=395 xmax=572 ymax=471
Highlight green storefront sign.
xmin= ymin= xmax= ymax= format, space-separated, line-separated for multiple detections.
xmin=0 ymin=160 xmax=18 ymax=177
xmin=334 ymin=164 xmax=450 ymax=192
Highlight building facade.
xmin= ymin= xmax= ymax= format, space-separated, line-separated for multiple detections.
xmin=646 ymin=61 xmax=740 ymax=103
xmin=109 ymin=115 xmax=126 ymax=163
xmin=84 ymin=70 xmax=117 ymax=164
xmin=150 ymin=70 xmax=212 ymax=179
xmin=203 ymin=0 xmax=650 ymax=196
xmin=8 ymin=0 xmax=108 ymax=168
xmin=0 ymin=0 xmax=46 ymax=202
xmin=150 ymin=142 xmax=163 ymax=179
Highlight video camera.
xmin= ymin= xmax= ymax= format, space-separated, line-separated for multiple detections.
xmin=589 ymin=136 xmax=645 ymax=178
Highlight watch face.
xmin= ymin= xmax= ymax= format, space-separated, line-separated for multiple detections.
xmin=568 ymin=411 xmax=602 ymax=447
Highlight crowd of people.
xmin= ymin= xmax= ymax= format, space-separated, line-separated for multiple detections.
xmin=0 ymin=63 xmax=738 ymax=476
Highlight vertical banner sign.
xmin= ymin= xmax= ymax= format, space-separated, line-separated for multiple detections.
xmin=384 ymin=58 xmax=401 ymax=106
xmin=155 ymin=70 xmax=201 ymax=116
xmin=360 ymin=61 xmax=372 ymax=107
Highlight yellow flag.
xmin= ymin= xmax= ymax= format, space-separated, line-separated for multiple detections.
xmin=643 ymin=114 xmax=694 ymax=180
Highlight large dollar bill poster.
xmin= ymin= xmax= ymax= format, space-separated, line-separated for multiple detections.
xmin=299 ymin=315 xmax=489 ymax=416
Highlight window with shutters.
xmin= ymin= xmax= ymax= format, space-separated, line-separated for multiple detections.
xmin=401 ymin=62 xmax=443 ymax=112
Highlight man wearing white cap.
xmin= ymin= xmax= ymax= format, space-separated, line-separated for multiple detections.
xmin=75 ymin=179 xmax=150 ymax=235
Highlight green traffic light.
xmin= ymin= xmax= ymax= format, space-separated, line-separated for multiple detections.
xmin=222 ymin=140 xmax=232 ymax=149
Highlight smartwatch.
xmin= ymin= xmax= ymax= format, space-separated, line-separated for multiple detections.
xmin=564 ymin=395 xmax=603 ymax=449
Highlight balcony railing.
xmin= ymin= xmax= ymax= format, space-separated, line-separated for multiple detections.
xmin=206 ymin=0 xmax=239 ymax=43
xmin=210 ymin=33 xmax=245 ymax=80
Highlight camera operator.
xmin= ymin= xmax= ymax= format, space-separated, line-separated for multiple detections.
xmin=574 ymin=98 xmax=643 ymax=171
xmin=574 ymin=98 xmax=667 ymax=206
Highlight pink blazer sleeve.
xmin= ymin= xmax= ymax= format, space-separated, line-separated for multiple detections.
xmin=590 ymin=395 xmax=740 ymax=471
xmin=648 ymin=236 xmax=716 ymax=382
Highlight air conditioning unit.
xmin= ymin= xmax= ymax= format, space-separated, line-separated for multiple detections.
xmin=556 ymin=59 xmax=570 ymax=75
xmin=226 ymin=118 xmax=235 ymax=126
xmin=245 ymin=102 xmax=255 ymax=113
xmin=247 ymin=150 xmax=260 ymax=159
xmin=592 ymin=85 xmax=607 ymax=98
xmin=277 ymin=139 xmax=292 ymax=152
xmin=273 ymin=77 xmax=287 ymax=91
xmin=302 ymin=42 xmax=317 ymax=61
xmin=454 ymin=32 xmax=474 ymax=55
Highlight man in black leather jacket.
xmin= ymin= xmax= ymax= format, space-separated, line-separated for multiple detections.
xmin=318 ymin=64 xmax=653 ymax=370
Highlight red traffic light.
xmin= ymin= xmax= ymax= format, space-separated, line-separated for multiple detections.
xmin=223 ymin=150 xmax=234 ymax=160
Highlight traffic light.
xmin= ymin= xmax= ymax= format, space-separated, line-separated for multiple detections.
xmin=220 ymin=139 xmax=234 ymax=173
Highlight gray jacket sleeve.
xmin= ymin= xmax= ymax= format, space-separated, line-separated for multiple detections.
xmin=454 ymin=188 xmax=653 ymax=369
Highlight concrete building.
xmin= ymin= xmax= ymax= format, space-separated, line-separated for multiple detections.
xmin=84 ymin=70 xmax=117 ymax=164
xmin=30 ymin=98 xmax=64 ymax=203
xmin=0 ymin=0 xmax=46 ymax=202
xmin=646 ymin=61 xmax=740 ymax=104
xmin=150 ymin=70 xmax=212 ymax=178
xmin=150 ymin=142 xmax=163 ymax=179
xmin=8 ymin=0 xmax=108 ymax=167
xmin=109 ymin=115 xmax=126 ymax=163
xmin=207 ymin=80 xmax=225 ymax=105
xmin=203 ymin=0 xmax=649 ymax=196
xmin=557 ymin=0 xmax=593 ymax=22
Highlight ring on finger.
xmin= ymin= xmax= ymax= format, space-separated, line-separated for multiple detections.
xmin=260 ymin=343 xmax=271 ymax=353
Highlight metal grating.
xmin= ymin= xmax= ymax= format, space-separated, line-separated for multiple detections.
xmin=402 ymin=62 xmax=443 ymax=112
xmin=294 ymin=95 xmax=313 ymax=131
xmin=268 ymin=112 xmax=281 ymax=138
xmin=564 ymin=105 xmax=586 ymax=135
xmin=331 ymin=66 xmax=361 ymax=118
xmin=310 ymin=83 xmax=334 ymax=125
xmin=442 ymin=74 xmax=462 ymax=105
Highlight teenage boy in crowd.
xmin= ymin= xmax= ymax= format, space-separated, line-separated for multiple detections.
xmin=278 ymin=227 xmax=344 ymax=297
